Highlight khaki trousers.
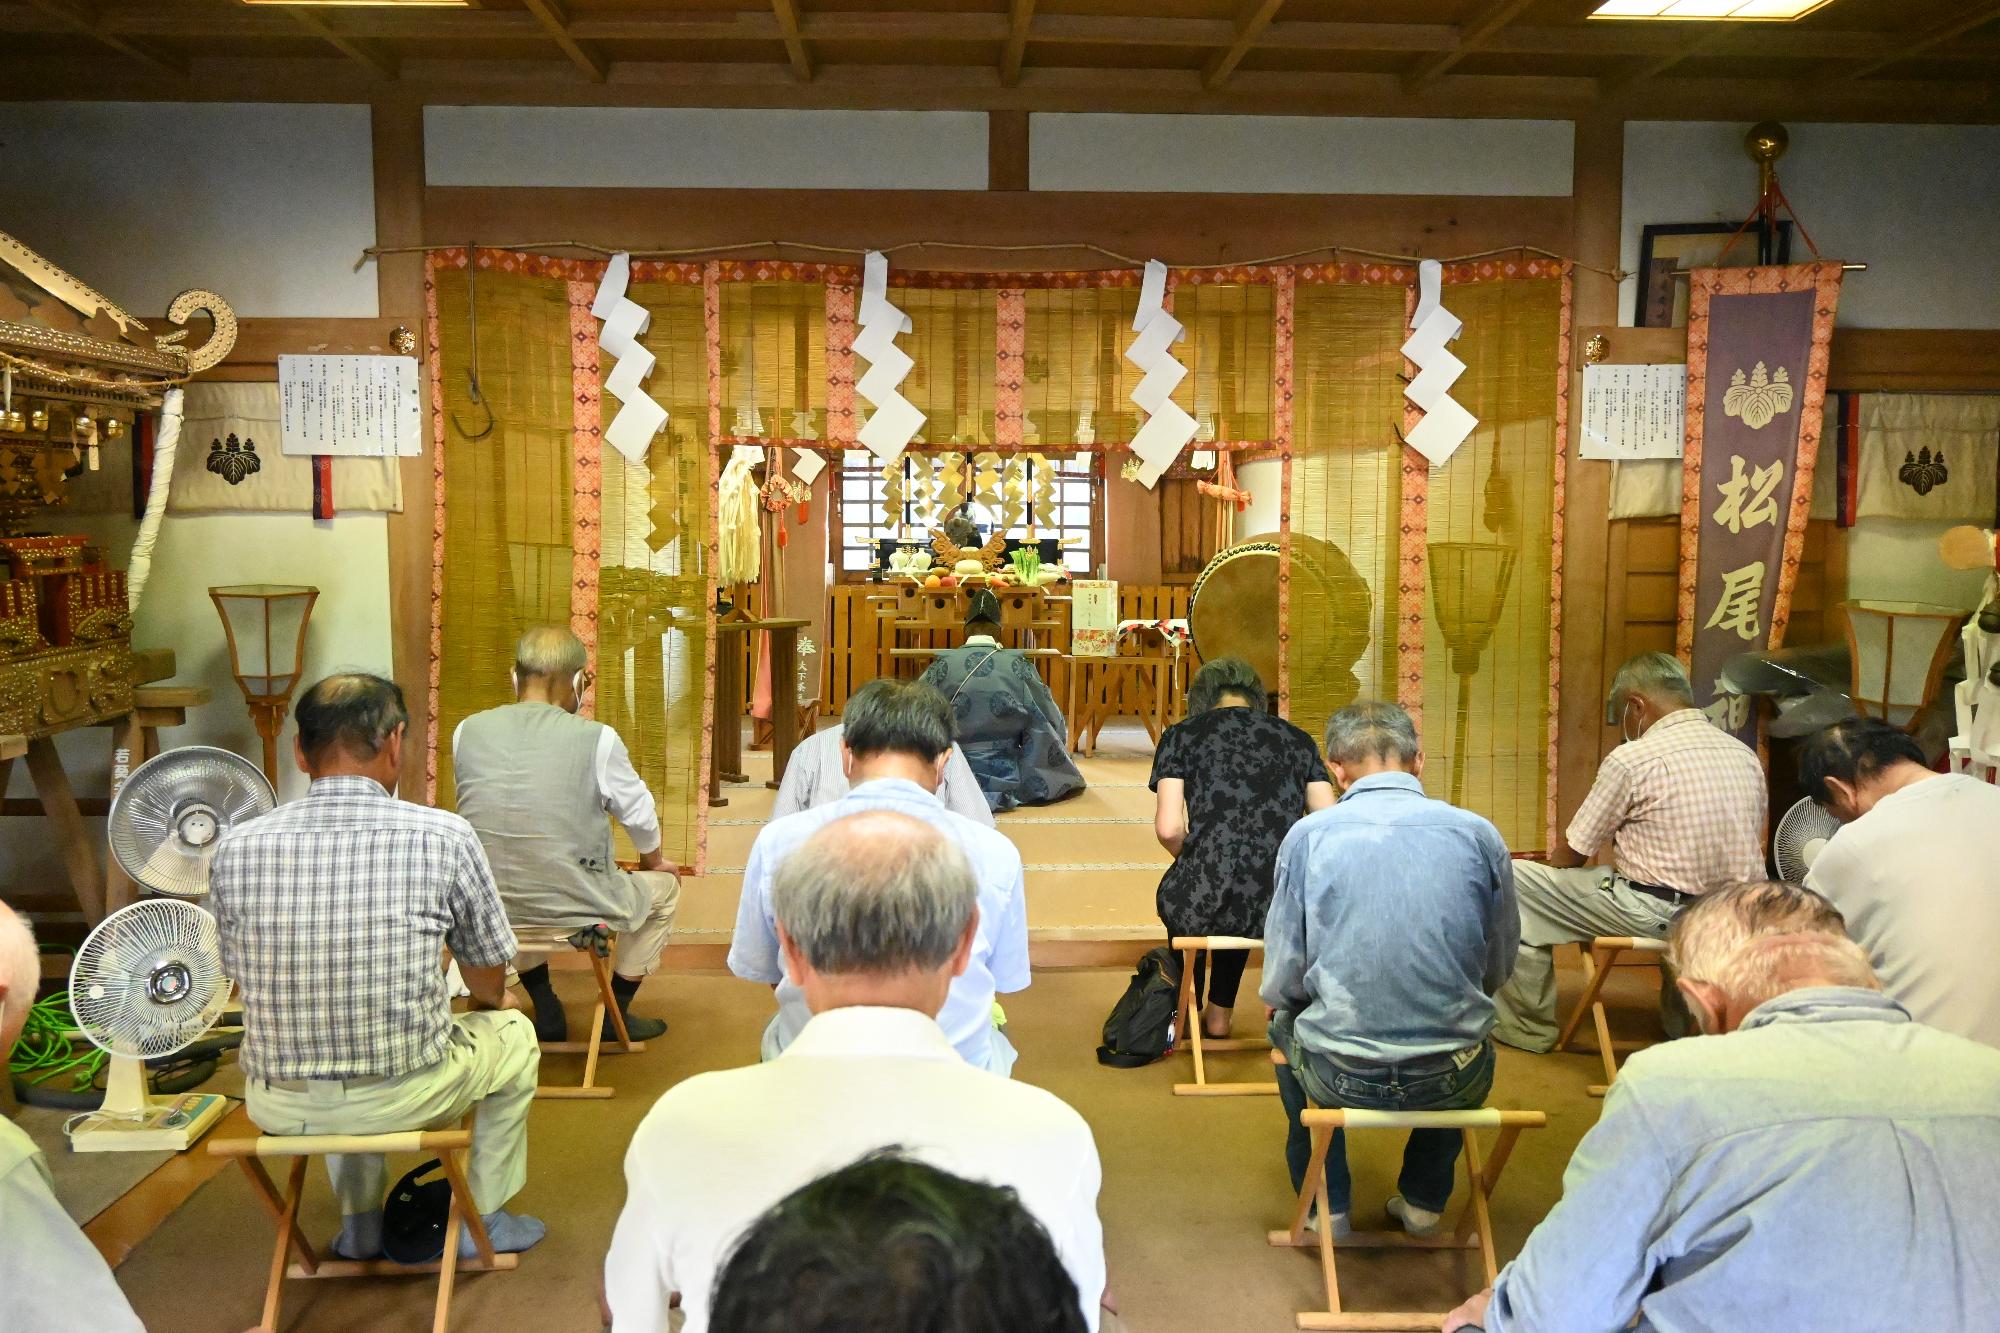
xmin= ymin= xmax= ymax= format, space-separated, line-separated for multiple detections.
xmin=1490 ymin=862 xmax=1676 ymax=1054
xmin=244 ymin=1009 xmax=540 ymax=1217
xmin=513 ymin=871 xmax=680 ymax=978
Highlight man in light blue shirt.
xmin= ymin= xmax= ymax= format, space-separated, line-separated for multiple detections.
xmin=1263 ymin=701 xmax=1517 ymax=1237
xmin=1447 ymin=880 xmax=2000 ymax=1333
xmin=730 ymin=678 xmax=1031 ymax=1075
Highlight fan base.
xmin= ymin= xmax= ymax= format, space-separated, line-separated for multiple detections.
xmin=71 ymin=1092 xmax=229 ymax=1153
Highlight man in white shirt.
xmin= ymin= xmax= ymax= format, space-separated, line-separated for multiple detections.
xmin=454 ymin=626 xmax=680 ymax=1042
xmin=1801 ymin=716 xmax=2000 ymax=1048
xmin=0 ymin=902 xmax=145 ymax=1333
xmin=607 ymin=811 xmax=1105 ymax=1333
xmin=772 ymin=724 xmax=994 ymax=827
xmin=730 ymin=678 xmax=1031 ymax=1074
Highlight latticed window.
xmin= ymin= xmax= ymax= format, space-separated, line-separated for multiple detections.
xmin=832 ymin=450 xmax=1101 ymax=578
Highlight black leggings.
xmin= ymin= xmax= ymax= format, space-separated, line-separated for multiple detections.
xmin=1186 ymin=947 xmax=1250 ymax=1009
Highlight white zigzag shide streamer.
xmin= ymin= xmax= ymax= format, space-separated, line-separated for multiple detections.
xmin=1400 ymin=258 xmax=1479 ymax=466
xmin=854 ymin=250 xmax=925 ymax=463
xmin=1124 ymin=259 xmax=1197 ymax=490
xmin=591 ymin=252 xmax=669 ymax=464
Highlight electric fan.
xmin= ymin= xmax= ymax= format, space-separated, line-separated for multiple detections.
xmin=65 ymin=899 xmax=232 ymax=1152
xmin=107 ymin=745 xmax=274 ymax=897
xmin=1773 ymin=796 xmax=1844 ymax=883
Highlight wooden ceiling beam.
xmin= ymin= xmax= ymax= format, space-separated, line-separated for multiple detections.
xmin=7 ymin=6 xmax=1998 ymax=66
xmin=286 ymin=9 xmax=396 ymax=82
xmin=1404 ymin=0 xmax=1541 ymax=93
xmin=1830 ymin=1 xmax=2000 ymax=81
xmin=23 ymin=0 xmax=179 ymax=76
xmin=1001 ymin=0 xmax=1034 ymax=88
xmin=521 ymin=0 xmax=606 ymax=84
xmin=1606 ymin=29 xmax=1726 ymax=92
xmin=770 ymin=0 xmax=813 ymax=83
xmin=1204 ymin=0 xmax=1287 ymax=91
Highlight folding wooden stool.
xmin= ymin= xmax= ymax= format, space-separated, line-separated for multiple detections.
xmin=1264 ymin=1054 xmax=1547 ymax=1332
xmin=1555 ymin=936 xmax=1666 ymax=1097
xmin=209 ymin=1123 xmax=515 ymax=1333
xmin=1170 ymin=935 xmax=1277 ymax=1097
xmin=514 ymin=925 xmax=647 ymax=1100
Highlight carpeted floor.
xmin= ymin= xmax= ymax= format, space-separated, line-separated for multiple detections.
xmin=104 ymin=724 xmax=1661 ymax=1330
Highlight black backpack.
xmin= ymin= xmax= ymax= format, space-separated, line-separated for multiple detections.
xmin=1096 ymin=946 xmax=1183 ymax=1068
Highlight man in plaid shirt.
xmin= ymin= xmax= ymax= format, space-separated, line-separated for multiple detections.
xmin=1492 ymin=652 xmax=1767 ymax=1053
xmin=210 ymin=673 xmax=545 ymax=1262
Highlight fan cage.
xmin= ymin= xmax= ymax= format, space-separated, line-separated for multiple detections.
xmin=107 ymin=745 xmax=275 ymax=897
xmin=1773 ymin=796 xmax=1843 ymax=884
xmin=68 ymin=899 xmax=228 ymax=1059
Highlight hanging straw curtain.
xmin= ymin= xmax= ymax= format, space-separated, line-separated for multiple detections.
xmin=599 ymin=276 xmax=713 ymax=869
xmin=1418 ymin=275 xmax=1564 ymax=849
xmin=1173 ymin=282 xmax=1276 ymax=446
xmin=1020 ymin=286 xmax=1141 ymax=444
xmin=719 ymin=280 xmax=828 ymax=441
xmin=898 ymin=288 xmax=998 ymax=447
xmin=431 ymin=259 xmax=576 ymax=805
xmin=1287 ymin=281 xmax=1407 ymax=743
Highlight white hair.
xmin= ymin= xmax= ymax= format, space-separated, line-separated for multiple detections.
xmin=0 ymin=902 xmax=38 ymax=1029
xmin=1609 ymin=651 xmax=1694 ymax=710
xmin=1668 ymin=880 xmax=1878 ymax=1013
xmin=772 ymin=811 xmax=976 ymax=975
xmin=514 ymin=625 xmax=588 ymax=680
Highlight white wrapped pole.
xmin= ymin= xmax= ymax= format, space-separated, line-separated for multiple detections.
xmin=127 ymin=387 xmax=181 ymax=616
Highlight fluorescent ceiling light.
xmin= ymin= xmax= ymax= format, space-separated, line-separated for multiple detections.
xmin=1589 ymin=0 xmax=1833 ymax=17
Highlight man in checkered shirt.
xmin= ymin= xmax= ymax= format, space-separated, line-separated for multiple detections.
xmin=1492 ymin=652 xmax=1766 ymax=1053
xmin=210 ymin=673 xmax=546 ymax=1262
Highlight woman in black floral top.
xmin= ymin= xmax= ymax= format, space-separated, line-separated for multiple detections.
xmin=1151 ymin=657 xmax=1335 ymax=1039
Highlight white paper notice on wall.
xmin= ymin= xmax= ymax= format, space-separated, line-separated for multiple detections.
xmin=279 ymin=355 xmax=423 ymax=458
xmin=1581 ymin=363 xmax=1687 ymax=461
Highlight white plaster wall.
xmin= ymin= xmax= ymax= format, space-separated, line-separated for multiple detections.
xmin=424 ymin=107 xmax=989 ymax=189
xmin=0 ymin=102 xmax=391 ymax=893
xmin=1620 ymin=122 xmax=2000 ymax=329
xmin=1031 ymin=114 xmax=1574 ymax=195
xmin=0 ymin=102 xmax=378 ymax=318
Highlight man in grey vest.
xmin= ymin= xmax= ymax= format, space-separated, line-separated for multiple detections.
xmin=454 ymin=626 xmax=680 ymax=1043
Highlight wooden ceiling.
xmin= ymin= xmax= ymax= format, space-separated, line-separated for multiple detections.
xmin=2 ymin=0 xmax=1997 ymax=120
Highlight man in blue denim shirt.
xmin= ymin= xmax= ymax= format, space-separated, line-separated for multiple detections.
xmin=1445 ymin=880 xmax=2000 ymax=1333
xmin=1261 ymin=701 xmax=1517 ymax=1236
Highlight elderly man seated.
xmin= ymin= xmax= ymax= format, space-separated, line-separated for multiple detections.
xmin=1445 ymin=880 xmax=2000 ymax=1332
xmin=1263 ymin=702 xmax=1517 ymax=1238
xmin=731 ymin=678 xmax=1029 ymax=1074
xmin=0 ymin=903 xmax=143 ymax=1332
xmin=772 ymin=721 xmax=992 ymax=826
xmin=608 ymin=811 xmax=1105 ymax=1333
xmin=210 ymin=674 xmax=544 ymax=1262
xmin=454 ymin=626 xmax=680 ymax=1043
xmin=1801 ymin=716 xmax=2000 ymax=1048
xmin=1493 ymin=651 xmax=1766 ymax=1052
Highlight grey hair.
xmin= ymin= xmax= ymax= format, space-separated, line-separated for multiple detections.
xmin=842 ymin=679 xmax=954 ymax=761
xmin=0 ymin=902 xmax=38 ymax=1030
xmin=1187 ymin=657 xmax=1266 ymax=716
xmin=515 ymin=625 xmax=588 ymax=681
xmin=1324 ymin=700 xmax=1419 ymax=767
xmin=771 ymin=811 xmax=977 ymax=975
xmin=1609 ymin=651 xmax=1694 ymax=712
xmin=1668 ymin=881 xmax=1877 ymax=1011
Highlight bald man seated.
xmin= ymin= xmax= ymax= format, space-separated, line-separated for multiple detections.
xmin=454 ymin=626 xmax=681 ymax=1043
xmin=609 ymin=812 xmax=1106 ymax=1333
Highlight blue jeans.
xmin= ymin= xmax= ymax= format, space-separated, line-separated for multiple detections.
xmin=1270 ymin=1011 xmax=1496 ymax=1217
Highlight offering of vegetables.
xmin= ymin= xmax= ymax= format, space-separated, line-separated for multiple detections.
xmin=1009 ymin=547 xmax=1042 ymax=585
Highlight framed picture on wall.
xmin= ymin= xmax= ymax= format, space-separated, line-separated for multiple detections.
xmin=1634 ymin=221 xmax=1793 ymax=327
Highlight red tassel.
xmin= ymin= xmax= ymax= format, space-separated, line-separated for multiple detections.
xmin=777 ymin=525 xmax=789 ymax=548
xmin=797 ymin=500 xmax=810 ymax=524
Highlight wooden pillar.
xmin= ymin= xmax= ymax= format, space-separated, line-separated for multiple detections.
xmin=988 ymin=111 xmax=1029 ymax=192
xmin=373 ymin=98 xmax=433 ymax=801
xmin=1558 ymin=114 xmax=1624 ymax=832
